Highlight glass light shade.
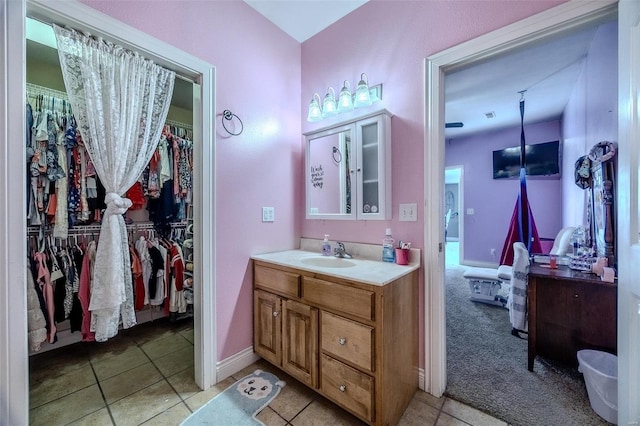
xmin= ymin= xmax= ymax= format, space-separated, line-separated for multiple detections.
xmin=338 ymin=80 xmax=354 ymax=113
xmin=322 ymin=87 xmax=338 ymax=118
xmin=354 ymin=73 xmax=372 ymax=108
xmin=307 ymin=93 xmax=322 ymax=122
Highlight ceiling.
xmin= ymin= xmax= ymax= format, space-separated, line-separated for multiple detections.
xmin=443 ymin=24 xmax=608 ymax=138
xmin=243 ymin=0 xmax=368 ymax=43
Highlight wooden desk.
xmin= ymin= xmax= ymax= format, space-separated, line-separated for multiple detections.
xmin=527 ymin=264 xmax=617 ymax=371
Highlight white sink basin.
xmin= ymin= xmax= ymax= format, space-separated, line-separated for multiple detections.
xmin=300 ymin=256 xmax=356 ymax=268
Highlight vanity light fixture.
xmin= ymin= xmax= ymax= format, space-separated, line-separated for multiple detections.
xmin=322 ymin=87 xmax=338 ymax=118
xmin=307 ymin=93 xmax=323 ymax=122
xmin=354 ymin=73 xmax=372 ymax=108
xmin=338 ymin=80 xmax=354 ymax=113
xmin=307 ymin=74 xmax=382 ymax=122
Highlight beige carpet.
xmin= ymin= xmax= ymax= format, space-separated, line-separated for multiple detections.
xmin=444 ymin=264 xmax=610 ymax=426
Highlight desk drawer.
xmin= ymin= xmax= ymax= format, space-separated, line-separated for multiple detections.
xmin=321 ymin=311 xmax=373 ymax=372
xmin=321 ymin=354 xmax=374 ymax=423
xmin=302 ymin=277 xmax=374 ymax=321
xmin=254 ymin=264 xmax=300 ymax=298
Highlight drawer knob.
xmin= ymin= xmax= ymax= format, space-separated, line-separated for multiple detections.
xmin=338 ymin=337 xmax=346 ymax=345
xmin=273 ymin=311 xmax=279 ymax=317
xmin=339 ymin=384 xmax=346 ymax=392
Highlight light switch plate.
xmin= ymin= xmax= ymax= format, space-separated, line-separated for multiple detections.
xmin=262 ymin=207 xmax=274 ymax=222
xmin=399 ymin=203 xmax=417 ymax=222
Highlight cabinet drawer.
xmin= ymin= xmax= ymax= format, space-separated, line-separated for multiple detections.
xmin=302 ymin=277 xmax=374 ymax=321
xmin=321 ymin=311 xmax=373 ymax=372
xmin=255 ymin=264 xmax=300 ymax=298
xmin=321 ymin=354 xmax=374 ymax=423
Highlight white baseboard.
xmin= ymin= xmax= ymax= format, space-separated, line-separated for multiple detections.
xmin=216 ymin=346 xmax=260 ymax=381
xmin=460 ymin=260 xmax=498 ymax=268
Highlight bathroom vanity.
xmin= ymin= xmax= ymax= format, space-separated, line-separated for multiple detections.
xmin=251 ymin=246 xmax=419 ymax=425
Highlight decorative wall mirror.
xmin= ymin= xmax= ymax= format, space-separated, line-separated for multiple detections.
xmin=589 ymin=141 xmax=617 ymax=267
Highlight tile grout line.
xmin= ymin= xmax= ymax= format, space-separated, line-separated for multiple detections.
xmin=98 ymin=329 xmax=190 ymax=423
xmin=88 ymin=353 xmax=117 ymax=426
xmin=133 ymin=329 xmax=195 ymax=419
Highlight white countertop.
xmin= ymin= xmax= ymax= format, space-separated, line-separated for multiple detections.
xmin=251 ymin=249 xmax=420 ymax=286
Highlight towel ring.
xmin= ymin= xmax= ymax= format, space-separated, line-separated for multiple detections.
xmin=221 ymin=109 xmax=243 ymax=136
xmin=332 ymin=146 xmax=342 ymax=163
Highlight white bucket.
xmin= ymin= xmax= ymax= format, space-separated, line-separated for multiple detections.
xmin=577 ymin=349 xmax=617 ymax=424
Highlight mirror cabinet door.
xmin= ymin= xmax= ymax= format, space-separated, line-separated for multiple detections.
xmin=306 ymin=125 xmax=354 ymax=219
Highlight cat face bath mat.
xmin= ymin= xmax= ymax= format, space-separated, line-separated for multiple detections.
xmin=181 ymin=369 xmax=285 ymax=425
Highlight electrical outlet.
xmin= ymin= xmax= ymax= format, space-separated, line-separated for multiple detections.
xmin=490 ymin=248 xmax=496 ymax=257
xmin=262 ymin=207 xmax=274 ymax=222
xmin=399 ymin=203 xmax=417 ymax=221
xmin=467 ymin=208 xmax=474 ymax=215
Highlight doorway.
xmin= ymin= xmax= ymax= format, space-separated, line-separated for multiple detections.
xmin=445 ymin=166 xmax=462 ymax=267
xmin=423 ymin=0 xmax=618 ymax=399
xmin=2 ymin=1 xmax=216 ymax=422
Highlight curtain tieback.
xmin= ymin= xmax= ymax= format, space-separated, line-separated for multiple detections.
xmin=104 ymin=192 xmax=133 ymax=217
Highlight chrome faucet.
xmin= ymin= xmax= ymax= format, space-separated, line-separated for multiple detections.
xmin=334 ymin=242 xmax=352 ymax=259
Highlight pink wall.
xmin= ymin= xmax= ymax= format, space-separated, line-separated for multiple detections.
xmin=446 ymin=120 xmax=563 ymax=264
xmin=301 ymin=0 xmax=565 ymax=366
xmin=82 ymin=0 xmax=568 ymax=366
xmin=81 ymin=0 xmax=302 ymax=360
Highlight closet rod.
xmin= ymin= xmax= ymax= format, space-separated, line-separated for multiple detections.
xmin=165 ymin=119 xmax=193 ymax=130
xmin=27 ymin=220 xmax=187 ymax=236
xmin=26 ymin=82 xmax=69 ymax=101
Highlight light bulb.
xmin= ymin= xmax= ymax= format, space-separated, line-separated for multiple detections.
xmin=322 ymin=87 xmax=338 ymax=118
xmin=338 ymin=80 xmax=354 ymax=113
xmin=354 ymin=73 xmax=372 ymax=108
xmin=307 ymin=93 xmax=322 ymax=122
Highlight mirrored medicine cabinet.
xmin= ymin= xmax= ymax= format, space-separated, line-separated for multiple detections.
xmin=305 ymin=110 xmax=392 ymax=220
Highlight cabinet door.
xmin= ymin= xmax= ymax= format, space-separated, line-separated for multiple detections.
xmin=254 ymin=290 xmax=282 ymax=365
xmin=535 ymin=279 xmax=580 ymax=364
xmin=282 ymin=299 xmax=318 ymax=388
xmin=355 ymin=113 xmax=391 ymax=220
xmin=580 ymin=284 xmax=617 ymax=352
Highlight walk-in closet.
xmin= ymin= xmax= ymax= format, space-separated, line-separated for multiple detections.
xmin=25 ymin=17 xmax=201 ymax=424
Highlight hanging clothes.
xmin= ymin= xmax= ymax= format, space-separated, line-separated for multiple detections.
xmin=26 ymin=265 xmax=47 ymax=352
xmin=78 ymin=240 xmax=96 ymax=342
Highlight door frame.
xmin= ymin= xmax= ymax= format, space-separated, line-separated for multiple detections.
xmin=1 ymin=1 xmax=216 ymax=423
xmin=423 ymin=0 xmax=618 ymax=398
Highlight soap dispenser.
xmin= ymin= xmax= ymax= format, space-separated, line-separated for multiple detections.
xmin=322 ymin=235 xmax=332 ymax=256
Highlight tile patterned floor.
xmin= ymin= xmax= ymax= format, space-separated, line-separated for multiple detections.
xmin=29 ymin=318 xmax=507 ymax=425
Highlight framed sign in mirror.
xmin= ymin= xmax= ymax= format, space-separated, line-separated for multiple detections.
xmin=589 ymin=141 xmax=617 ymax=268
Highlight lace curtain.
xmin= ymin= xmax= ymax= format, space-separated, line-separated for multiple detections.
xmin=53 ymin=25 xmax=175 ymax=341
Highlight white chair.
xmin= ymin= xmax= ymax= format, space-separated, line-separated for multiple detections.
xmin=508 ymin=241 xmax=530 ymax=337
xmin=549 ymin=226 xmax=576 ymax=256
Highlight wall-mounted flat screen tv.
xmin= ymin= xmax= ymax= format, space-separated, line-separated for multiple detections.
xmin=492 ymin=140 xmax=561 ymax=179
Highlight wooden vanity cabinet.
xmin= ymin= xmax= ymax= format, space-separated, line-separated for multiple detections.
xmin=253 ymin=261 xmax=418 ymax=426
